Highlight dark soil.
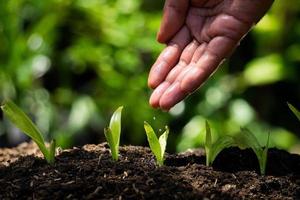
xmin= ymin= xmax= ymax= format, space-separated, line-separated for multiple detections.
xmin=0 ymin=142 xmax=299 ymax=200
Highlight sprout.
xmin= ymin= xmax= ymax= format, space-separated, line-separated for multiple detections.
xmin=236 ymin=128 xmax=270 ymax=175
xmin=288 ymin=103 xmax=300 ymax=121
xmin=204 ymin=121 xmax=270 ymax=175
xmin=144 ymin=121 xmax=169 ymax=166
xmin=1 ymin=100 xmax=56 ymax=164
xmin=104 ymin=106 xmax=123 ymax=161
xmin=205 ymin=121 xmax=235 ymax=166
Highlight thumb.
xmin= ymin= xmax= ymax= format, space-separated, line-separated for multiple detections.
xmin=157 ymin=0 xmax=189 ymax=43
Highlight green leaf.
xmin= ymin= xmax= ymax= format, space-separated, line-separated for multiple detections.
xmin=1 ymin=100 xmax=55 ymax=164
xmin=287 ymin=103 xmax=300 ymax=122
xmin=260 ymin=132 xmax=270 ymax=175
xmin=109 ymin=106 xmax=123 ymax=148
xmin=204 ymin=121 xmax=235 ymax=166
xmin=235 ymin=128 xmax=261 ymax=150
xmin=104 ymin=127 xmax=118 ymax=161
xmin=158 ymin=126 xmax=169 ymax=164
xmin=48 ymin=139 xmax=56 ymax=164
xmin=209 ymin=136 xmax=235 ymax=165
xmin=144 ymin=121 xmax=161 ymax=164
xmin=104 ymin=106 xmax=123 ymax=161
xmin=144 ymin=121 xmax=169 ymax=166
xmin=238 ymin=128 xmax=269 ymax=175
xmin=205 ymin=121 xmax=212 ymax=166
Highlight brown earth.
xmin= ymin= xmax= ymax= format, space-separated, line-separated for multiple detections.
xmin=0 ymin=142 xmax=299 ymax=200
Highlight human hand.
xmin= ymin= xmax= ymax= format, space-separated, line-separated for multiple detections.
xmin=148 ymin=0 xmax=274 ymax=110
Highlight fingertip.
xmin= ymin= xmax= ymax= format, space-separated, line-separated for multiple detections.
xmin=159 ymin=102 xmax=172 ymax=112
xmin=157 ymin=31 xmax=169 ymax=44
xmin=159 ymin=82 xmax=186 ymax=111
xmin=149 ymin=93 xmax=160 ymax=108
xmin=181 ymin=53 xmax=219 ymax=93
xmin=180 ymin=67 xmax=201 ymax=93
xmin=149 ymin=82 xmax=170 ymax=108
xmin=148 ymin=78 xmax=159 ymax=89
xmin=148 ymin=45 xmax=181 ymax=89
xmin=149 ymin=98 xmax=160 ymax=109
xmin=148 ymin=61 xmax=167 ymax=89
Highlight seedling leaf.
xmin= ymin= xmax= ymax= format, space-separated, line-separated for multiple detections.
xmin=261 ymin=132 xmax=270 ymax=175
xmin=205 ymin=121 xmax=212 ymax=166
xmin=1 ymin=100 xmax=56 ymax=164
xmin=144 ymin=121 xmax=169 ymax=166
xmin=236 ymin=128 xmax=261 ymax=150
xmin=104 ymin=127 xmax=118 ymax=160
xmin=48 ymin=139 xmax=56 ymax=164
xmin=109 ymin=106 xmax=123 ymax=148
xmin=104 ymin=106 xmax=123 ymax=161
xmin=209 ymin=136 xmax=235 ymax=165
xmin=238 ymin=128 xmax=269 ymax=175
xmin=144 ymin=121 xmax=161 ymax=163
xmin=205 ymin=121 xmax=235 ymax=166
xmin=288 ymin=103 xmax=300 ymax=122
xmin=158 ymin=126 xmax=169 ymax=162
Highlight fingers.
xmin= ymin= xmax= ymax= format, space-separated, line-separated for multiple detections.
xmin=180 ymin=53 xmax=218 ymax=93
xmin=179 ymin=40 xmax=200 ymax=64
xmin=153 ymin=36 xmax=237 ymax=110
xmin=181 ymin=36 xmax=236 ymax=93
xmin=158 ymin=82 xmax=187 ymax=111
xmin=191 ymin=42 xmax=207 ymax=63
xmin=166 ymin=40 xmax=199 ymax=83
xmin=149 ymin=81 xmax=171 ymax=108
xmin=150 ymin=40 xmax=199 ymax=109
xmin=157 ymin=0 xmax=189 ymax=43
xmin=157 ymin=43 xmax=206 ymax=110
xmin=148 ymin=26 xmax=191 ymax=89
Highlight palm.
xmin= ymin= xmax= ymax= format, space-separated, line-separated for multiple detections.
xmin=148 ymin=0 xmax=273 ymax=110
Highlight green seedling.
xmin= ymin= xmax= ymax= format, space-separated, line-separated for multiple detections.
xmin=144 ymin=121 xmax=169 ymax=166
xmin=1 ymin=100 xmax=56 ymax=164
xmin=288 ymin=103 xmax=300 ymax=122
xmin=236 ymin=128 xmax=270 ymax=175
xmin=205 ymin=121 xmax=235 ymax=166
xmin=104 ymin=106 xmax=123 ymax=161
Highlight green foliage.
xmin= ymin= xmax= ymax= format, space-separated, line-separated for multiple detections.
xmin=205 ymin=121 xmax=235 ymax=166
xmin=1 ymin=100 xmax=56 ymax=164
xmin=243 ymin=54 xmax=285 ymax=86
xmin=237 ymin=128 xmax=270 ymax=175
xmin=0 ymin=0 xmax=167 ymax=148
xmin=0 ymin=0 xmax=299 ymax=153
xmin=144 ymin=121 xmax=169 ymax=166
xmin=104 ymin=106 xmax=123 ymax=161
xmin=204 ymin=122 xmax=270 ymax=175
xmin=288 ymin=103 xmax=300 ymax=122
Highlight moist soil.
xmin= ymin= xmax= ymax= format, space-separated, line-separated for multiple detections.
xmin=0 ymin=142 xmax=299 ymax=200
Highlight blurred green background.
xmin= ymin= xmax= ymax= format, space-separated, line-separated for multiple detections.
xmin=0 ymin=0 xmax=300 ymax=153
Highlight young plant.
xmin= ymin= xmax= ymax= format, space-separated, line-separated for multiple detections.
xmin=236 ymin=128 xmax=270 ymax=175
xmin=143 ymin=121 xmax=169 ymax=166
xmin=204 ymin=121 xmax=235 ymax=166
xmin=1 ymin=100 xmax=56 ymax=164
xmin=288 ymin=103 xmax=300 ymax=121
xmin=104 ymin=106 xmax=123 ymax=161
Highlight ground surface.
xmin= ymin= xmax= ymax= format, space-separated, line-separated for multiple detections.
xmin=0 ymin=142 xmax=299 ymax=200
